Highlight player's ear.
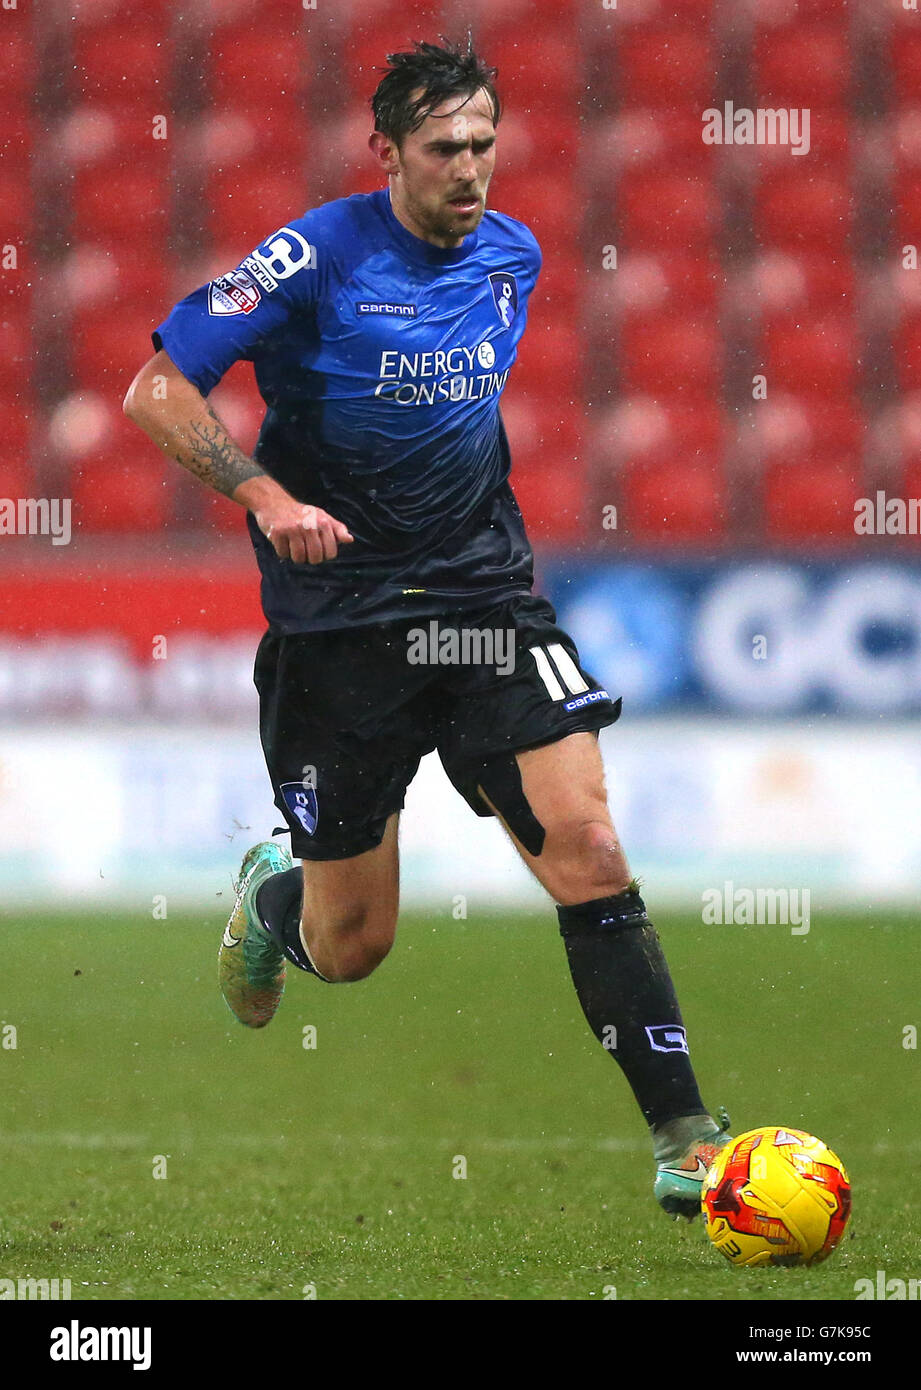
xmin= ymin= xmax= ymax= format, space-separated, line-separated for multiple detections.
xmin=369 ymin=129 xmax=400 ymax=174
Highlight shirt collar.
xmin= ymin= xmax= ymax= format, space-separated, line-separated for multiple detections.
xmin=378 ymin=186 xmax=480 ymax=266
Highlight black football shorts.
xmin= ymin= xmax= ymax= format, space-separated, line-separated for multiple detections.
xmin=254 ymin=591 xmax=622 ymax=861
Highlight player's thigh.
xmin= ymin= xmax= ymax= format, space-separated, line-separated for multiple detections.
xmin=479 ymin=733 xmax=631 ymax=903
xmin=300 ymin=811 xmax=401 ymax=947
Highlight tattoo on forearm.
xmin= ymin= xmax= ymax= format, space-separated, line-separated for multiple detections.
xmin=174 ymin=406 xmax=263 ymax=498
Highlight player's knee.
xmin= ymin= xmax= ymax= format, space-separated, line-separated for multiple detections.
xmin=544 ymin=818 xmax=630 ymax=905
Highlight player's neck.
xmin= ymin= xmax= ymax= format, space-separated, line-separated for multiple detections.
xmin=387 ymin=185 xmax=466 ymax=251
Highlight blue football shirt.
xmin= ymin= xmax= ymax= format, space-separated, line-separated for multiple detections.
xmin=153 ymin=187 xmax=542 ymax=631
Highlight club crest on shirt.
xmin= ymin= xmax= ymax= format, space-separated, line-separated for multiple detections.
xmin=280 ymin=782 xmax=318 ymax=836
xmin=208 ymin=267 xmax=262 ymax=317
xmin=488 ymin=272 xmax=518 ymax=329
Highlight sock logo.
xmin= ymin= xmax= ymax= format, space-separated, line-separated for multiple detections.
xmin=280 ymin=782 xmax=318 ymax=836
xmin=646 ymin=1024 xmax=689 ymax=1054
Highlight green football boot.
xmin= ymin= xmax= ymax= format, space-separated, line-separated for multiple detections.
xmin=219 ymin=841 xmax=292 ymax=1029
xmin=653 ymin=1107 xmax=733 ymax=1221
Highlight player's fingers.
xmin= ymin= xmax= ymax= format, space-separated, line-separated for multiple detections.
xmin=316 ymin=521 xmax=338 ymax=562
xmin=330 ymin=518 xmax=354 ymax=544
xmin=269 ymin=527 xmax=292 ymax=562
xmin=288 ymin=528 xmax=310 ymax=564
xmin=303 ymin=526 xmax=324 ymax=565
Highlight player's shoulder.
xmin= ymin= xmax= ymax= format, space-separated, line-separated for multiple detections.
xmin=286 ymin=189 xmax=388 ymax=253
xmin=479 ymin=207 xmax=542 ymax=271
xmin=243 ymin=191 xmax=385 ymax=303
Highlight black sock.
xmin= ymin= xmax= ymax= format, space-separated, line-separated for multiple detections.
xmin=557 ymin=888 xmax=708 ymax=1129
xmin=254 ymin=867 xmax=327 ymax=979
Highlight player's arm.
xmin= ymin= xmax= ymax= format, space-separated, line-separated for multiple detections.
xmin=123 ymin=348 xmax=352 ymax=565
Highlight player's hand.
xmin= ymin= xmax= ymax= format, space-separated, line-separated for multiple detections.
xmin=254 ymin=498 xmax=354 ymax=565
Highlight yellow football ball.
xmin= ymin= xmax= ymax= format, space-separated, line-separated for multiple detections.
xmin=702 ymin=1126 xmax=851 ymax=1268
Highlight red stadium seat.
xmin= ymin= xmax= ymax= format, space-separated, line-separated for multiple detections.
xmin=754 ymin=166 xmax=852 ymax=250
xmin=895 ymin=170 xmax=921 ymax=245
xmin=202 ymin=0 xmax=305 ymax=27
xmin=619 ymin=459 xmax=726 ymax=542
xmin=478 ymin=30 xmax=581 ymax=108
xmin=335 ymin=161 xmax=386 ymax=199
xmin=743 ymin=251 xmax=856 ymax=316
xmin=0 ymin=304 xmax=29 ymax=390
xmin=586 ymin=253 xmax=722 ymax=331
xmin=0 ymin=458 xmax=35 ymax=499
xmin=762 ymin=313 xmax=858 ymax=396
xmin=68 ymin=0 xmax=171 ymax=27
xmin=72 ymin=163 xmax=169 ymax=242
xmin=340 ymin=12 xmax=445 ymax=101
xmin=206 ymin=161 xmax=310 ymax=252
xmin=511 ymin=458 xmax=585 ymax=543
xmin=511 ymin=320 xmax=581 ymax=395
xmin=71 ymin=450 xmax=175 ymax=533
xmin=492 ymin=111 xmax=581 ymax=172
xmin=900 ymin=457 xmax=921 ymax=524
xmin=72 ymin=24 xmax=172 ymax=104
xmin=763 ymin=455 xmax=862 ymax=542
xmin=490 ymin=169 xmax=579 ymax=247
xmin=617 ymin=169 xmax=718 ymax=250
xmin=209 ymin=28 xmax=309 ymax=110
xmin=189 ymin=106 xmax=306 ymax=169
xmin=56 ymin=106 xmax=168 ymax=171
xmin=72 ymin=309 xmax=162 ymax=390
xmin=466 ymin=0 xmax=574 ymax=42
xmin=201 ymin=490 xmax=249 ymax=533
xmin=738 ymin=394 xmax=864 ymax=466
xmin=619 ymin=313 xmax=722 ymax=396
xmin=58 ymin=243 xmax=170 ymax=314
xmin=753 ymin=26 xmax=850 ymax=109
xmin=892 ymin=29 xmax=921 ymax=107
xmin=592 ymin=398 xmax=726 ymax=469
xmin=0 ymin=399 xmax=32 ymax=465
xmin=589 ymin=111 xmax=715 ymax=179
xmin=2 ymin=25 xmax=34 ymax=105
xmin=0 ymin=169 xmax=30 ymax=228
xmin=209 ymin=376 xmax=265 ymax=456
xmin=616 ymin=28 xmax=716 ymax=111
xmin=895 ymin=312 xmax=921 ymax=394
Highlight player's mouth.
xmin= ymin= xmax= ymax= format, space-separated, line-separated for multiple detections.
xmin=448 ymin=194 xmax=480 ymax=213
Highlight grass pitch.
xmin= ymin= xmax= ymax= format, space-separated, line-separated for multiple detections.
xmin=0 ymin=906 xmax=916 ymax=1301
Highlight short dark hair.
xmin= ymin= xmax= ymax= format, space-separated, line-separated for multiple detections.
xmin=371 ymin=36 xmax=500 ymax=148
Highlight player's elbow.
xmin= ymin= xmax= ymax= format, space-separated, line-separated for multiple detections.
xmin=123 ymin=360 xmax=157 ymax=425
xmin=122 ymin=379 xmax=139 ymax=421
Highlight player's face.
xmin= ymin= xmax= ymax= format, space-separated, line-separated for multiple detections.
xmin=378 ymin=88 xmax=497 ymax=248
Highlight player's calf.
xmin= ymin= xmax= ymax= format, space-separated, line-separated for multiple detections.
xmin=254 ymin=858 xmax=398 ymax=983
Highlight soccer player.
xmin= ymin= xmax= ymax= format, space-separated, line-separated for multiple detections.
xmin=124 ymin=38 xmax=731 ymax=1218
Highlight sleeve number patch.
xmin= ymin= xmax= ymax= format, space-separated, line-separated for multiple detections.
xmin=530 ymin=643 xmax=589 ymax=701
xmin=243 ymin=226 xmax=317 ymax=292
